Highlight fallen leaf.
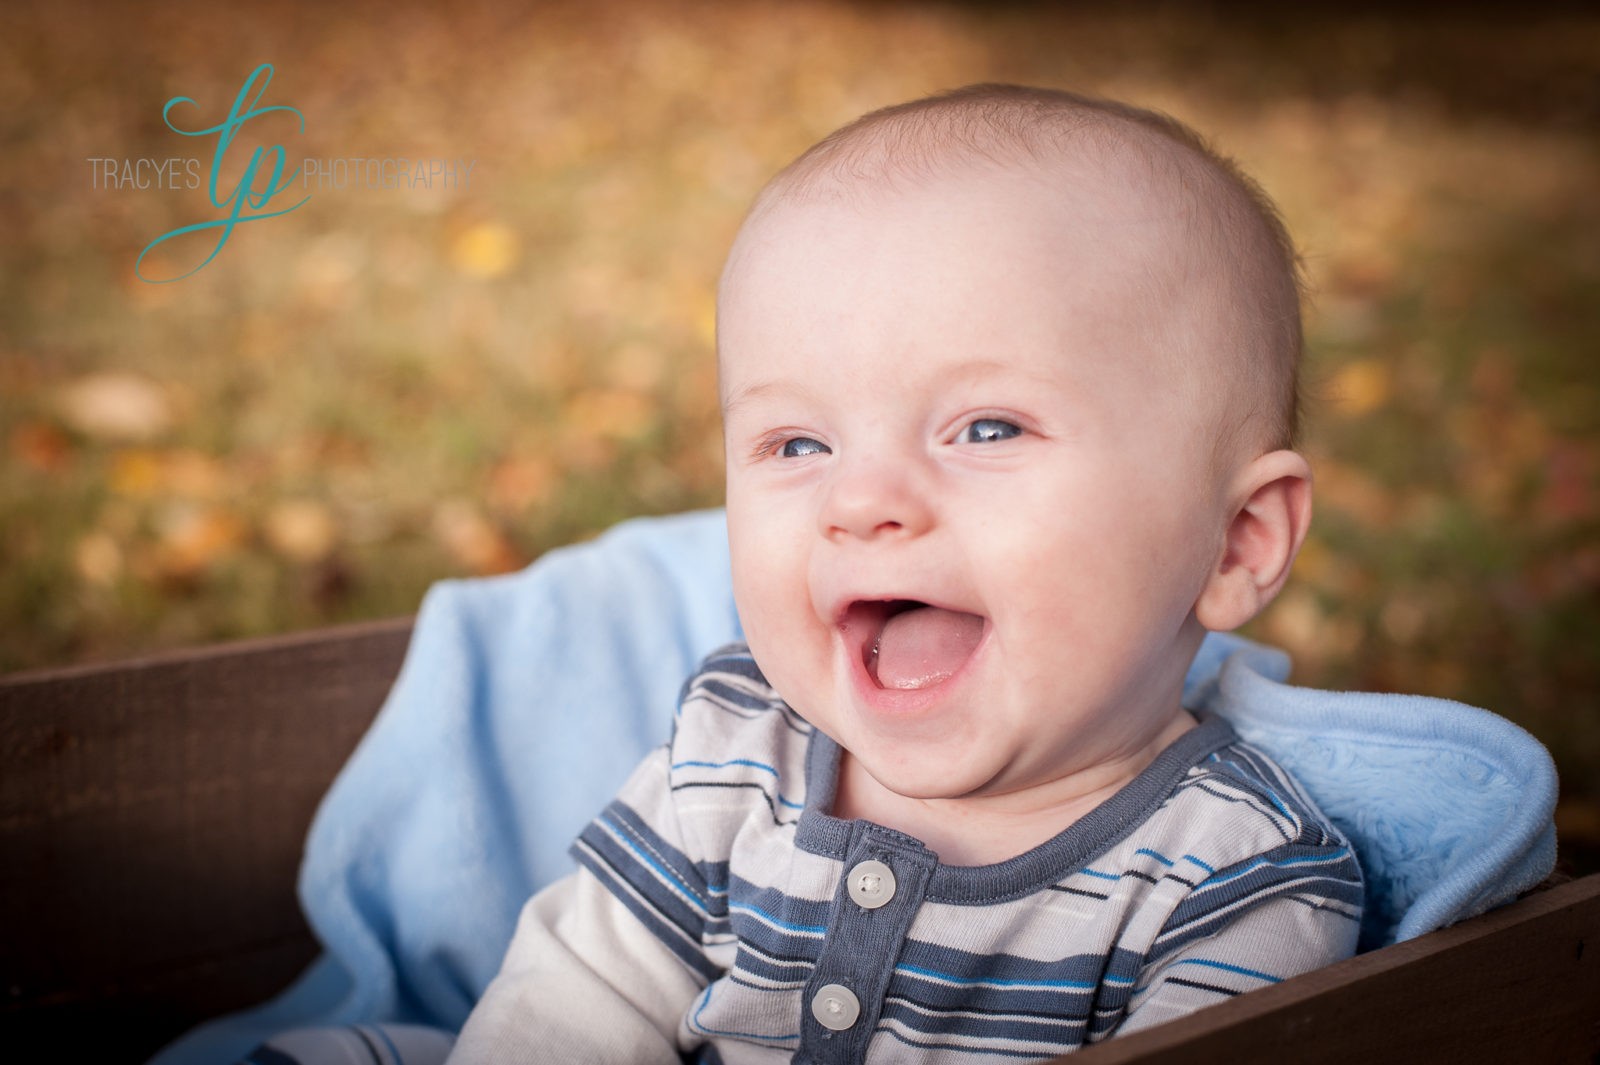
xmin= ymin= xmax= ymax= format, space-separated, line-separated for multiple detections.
xmin=74 ymin=531 xmax=123 ymax=586
xmin=1325 ymin=358 xmax=1392 ymax=418
xmin=109 ymin=448 xmax=226 ymax=499
xmin=293 ymin=235 xmax=363 ymax=312
xmin=154 ymin=503 xmax=248 ymax=578
xmin=488 ymin=455 xmax=557 ymax=513
xmin=432 ymin=499 xmax=523 ymax=575
xmin=264 ymin=499 xmax=339 ymax=562
xmin=10 ymin=421 xmax=73 ymax=472
xmin=110 ymin=450 xmax=164 ymax=497
xmin=56 ymin=372 xmax=174 ymax=441
xmin=450 ymin=222 xmax=520 ymax=280
xmin=1536 ymin=441 xmax=1594 ymax=524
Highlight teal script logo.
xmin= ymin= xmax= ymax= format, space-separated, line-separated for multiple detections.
xmin=137 ymin=64 xmax=309 ymax=283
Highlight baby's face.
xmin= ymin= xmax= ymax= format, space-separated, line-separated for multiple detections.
xmin=719 ymin=162 xmax=1235 ymax=806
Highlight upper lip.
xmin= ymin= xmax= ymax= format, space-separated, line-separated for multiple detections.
xmin=827 ymin=590 xmax=988 ymax=647
xmin=838 ymin=598 xmax=921 ymax=643
xmin=827 ymin=591 xmax=972 ymax=629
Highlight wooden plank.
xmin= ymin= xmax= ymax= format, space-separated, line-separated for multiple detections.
xmin=7 ymin=619 xmax=1598 ymax=1065
xmin=1068 ymin=875 xmax=1600 ymax=1064
xmin=6 ymin=937 xmax=320 ymax=1064
xmin=0 ymin=617 xmax=413 ymax=1050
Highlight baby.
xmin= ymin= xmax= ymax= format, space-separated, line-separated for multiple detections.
xmin=450 ymin=84 xmax=1363 ymax=1063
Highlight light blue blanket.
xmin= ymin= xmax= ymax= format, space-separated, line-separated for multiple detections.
xmin=151 ymin=509 xmax=1558 ymax=1064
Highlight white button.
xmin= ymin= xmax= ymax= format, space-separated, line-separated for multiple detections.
xmin=811 ymin=983 xmax=860 ymax=1031
xmin=847 ymin=859 xmax=896 ymax=909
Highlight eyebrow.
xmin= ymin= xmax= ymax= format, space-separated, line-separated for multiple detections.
xmin=720 ymin=357 xmax=1060 ymax=415
xmin=720 ymin=378 xmax=823 ymax=416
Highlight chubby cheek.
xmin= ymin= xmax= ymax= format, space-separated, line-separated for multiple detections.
xmin=727 ymin=500 xmax=824 ymax=699
xmin=727 ymin=505 xmax=784 ymax=637
xmin=986 ymin=472 xmax=1203 ymax=682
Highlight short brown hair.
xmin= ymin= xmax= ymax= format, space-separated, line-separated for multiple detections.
xmin=749 ymin=84 xmax=1305 ymax=451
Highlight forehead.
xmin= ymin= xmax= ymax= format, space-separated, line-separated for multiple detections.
xmin=731 ymin=153 xmax=1176 ymax=275
xmin=717 ymin=160 xmax=1206 ymax=393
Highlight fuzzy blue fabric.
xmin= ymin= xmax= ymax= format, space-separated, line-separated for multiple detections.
xmin=1182 ymin=634 xmax=1558 ymax=951
xmin=149 ymin=509 xmax=1557 ymax=1065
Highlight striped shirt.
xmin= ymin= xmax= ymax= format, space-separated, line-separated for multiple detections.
xmin=451 ymin=644 xmax=1363 ymax=1064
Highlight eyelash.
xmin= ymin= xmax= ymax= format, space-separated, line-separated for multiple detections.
xmin=953 ymin=417 xmax=1024 ymax=444
xmin=776 ymin=436 xmax=830 ymax=458
xmin=751 ymin=431 xmax=829 ymax=462
xmin=754 ymin=416 xmax=1026 ymax=461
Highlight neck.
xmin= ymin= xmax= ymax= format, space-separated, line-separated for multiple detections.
xmin=831 ymin=710 xmax=1196 ymax=867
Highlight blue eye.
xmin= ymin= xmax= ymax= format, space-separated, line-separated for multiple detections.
xmin=956 ymin=418 xmax=1023 ymax=444
xmin=779 ymin=437 xmax=831 ymax=458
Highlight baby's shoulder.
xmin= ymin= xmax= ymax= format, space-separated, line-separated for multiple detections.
xmin=665 ymin=642 xmax=816 ymax=827
xmin=674 ymin=643 xmax=788 ymax=719
xmin=1135 ymin=733 xmax=1354 ymax=876
xmin=1190 ymin=737 xmax=1343 ymax=838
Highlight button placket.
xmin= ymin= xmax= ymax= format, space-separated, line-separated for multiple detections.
xmin=797 ymin=827 xmax=936 ymax=1064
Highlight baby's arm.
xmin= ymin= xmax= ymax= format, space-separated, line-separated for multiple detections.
xmin=448 ymin=869 xmax=703 ymax=1063
xmin=448 ymin=749 xmax=710 ymax=1064
xmin=1117 ymin=845 xmax=1363 ymax=1036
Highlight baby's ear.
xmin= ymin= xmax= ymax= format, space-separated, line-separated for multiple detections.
xmin=1195 ymin=450 xmax=1313 ymax=632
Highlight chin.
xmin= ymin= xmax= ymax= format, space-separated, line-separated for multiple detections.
xmin=857 ymin=751 xmax=989 ymax=803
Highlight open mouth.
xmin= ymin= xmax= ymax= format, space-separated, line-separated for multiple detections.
xmin=844 ymin=599 xmax=986 ymax=691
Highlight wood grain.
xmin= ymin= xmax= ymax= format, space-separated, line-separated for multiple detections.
xmin=5 ymin=620 xmax=1598 ymax=1065
xmin=1 ymin=618 xmax=412 ymax=1061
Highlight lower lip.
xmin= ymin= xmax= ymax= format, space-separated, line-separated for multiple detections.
xmin=846 ymin=626 xmax=989 ymax=717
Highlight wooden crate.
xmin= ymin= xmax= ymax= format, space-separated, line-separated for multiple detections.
xmin=1 ymin=619 xmax=411 ymax=1061
xmin=3 ymin=620 xmax=1597 ymax=1063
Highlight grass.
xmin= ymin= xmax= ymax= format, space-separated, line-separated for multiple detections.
xmin=2 ymin=0 xmax=1596 ymax=869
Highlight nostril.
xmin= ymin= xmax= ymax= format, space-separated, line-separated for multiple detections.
xmin=824 ymin=518 xmax=906 ymax=540
xmin=818 ymin=472 xmax=930 ymax=540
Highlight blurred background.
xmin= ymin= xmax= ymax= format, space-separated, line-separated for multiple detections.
xmin=1 ymin=1 xmax=1595 ymax=870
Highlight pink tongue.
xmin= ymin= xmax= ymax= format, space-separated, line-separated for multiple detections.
xmin=872 ymin=607 xmax=984 ymax=690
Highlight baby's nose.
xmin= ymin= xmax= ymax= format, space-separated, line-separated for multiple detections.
xmin=818 ymin=461 xmax=933 ymax=541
